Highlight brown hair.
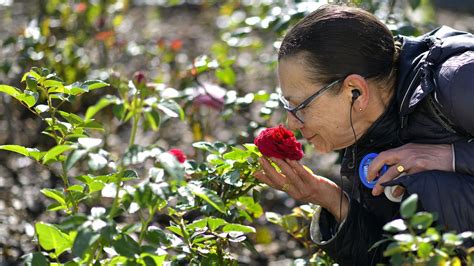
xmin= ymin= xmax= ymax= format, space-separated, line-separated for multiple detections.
xmin=278 ymin=4 xmax=400 ymax=91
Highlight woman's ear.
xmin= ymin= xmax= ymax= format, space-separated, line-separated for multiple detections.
xmin=343 ymin=74 xmax=369 ymax=111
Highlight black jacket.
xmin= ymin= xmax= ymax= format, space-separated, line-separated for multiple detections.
xmin=310 ymin=26 xmax=474 ymax=265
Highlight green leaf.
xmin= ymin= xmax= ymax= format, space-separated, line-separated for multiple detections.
xmin=0 ymin=144 xmax=30 ymax=157
xmin=26 ymin=75 xmax=38 ymax=92
xmin=112 ymin=234 xmax=140 ymax=258
xmin=409 ymin=0 xmax=421 ymax=9
xmin=383 ymin=219 xmax=407 ymax=233
xmin=82 ymin=80 xmax=109 ymax=90
xmin=223 ymin=147 xmax=250 ymax=162
xmin=383 ymin=242 xmax=405 ymax=257
xmin=140 ymin=253 xmax=166 ymax=266
xmin=22 ymin=252 xmax=49 ymax=266
xmin=72 ymin=229 xmax=100 ymax=258
xmin=144 ymin=109 xmax=161 ymax=131
xmin=400 ymin=194 xmax=418 ymax=219
xmin=207 ymin=217 xmax=227 ymax=231
xmin=58 ymin=111 xmax=84 ymax=125
xmin=192 ymin=142 xmax=216 ymax=153
xmin=215 ymin=67 xmax=236 ymax=86
xmin=67 ymin=185 xmax=84 ymax=192
xmin=88 ymin=181 xmax=105 ymax=193
xmin=187 ymin=218 xmax=209 ymax=230
xmin=188 ymin=183 xmax=226 ymax=214
xmin=157 ymin=100 xmax=184 ymax=121
xmin=123 ymin=170 xmax=138 ymax=179
xmin=442 ymin=233 xmax=463 ymax=246
xmin=85 ymin=95 xmax=119 ymax=121
xmin=222 ymin=170 xmax=243 ymax=187
xmin=0 ymin=84 xmax=21 ymax=97
xmin=35 ymin=222 xmax=72 ymax=257
xmin=43 ymin=145 xmax=74 ymax=164
xmin=222 ymin=224 xmax=255 ymax=233
xmin=112 ymin=103 xmax=126 ymax=121
xmin=16 ymin=90 xmax=38 ymax=108
xmin=409 ymin=212 xmax=433 ymax=230
xmin=166 ymin=225 xmax=184 ymax=237
xmin=41 ymin=188 xmax=66 ymax=206
xmin=65 ymin=149 xmax=88 ymax=170
xmin=418 ymin=242 xmax=433 ymax=259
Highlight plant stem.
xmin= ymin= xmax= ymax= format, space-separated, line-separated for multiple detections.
xmin=62 ymin=163 xmax=78 ymax=214
xmin=129 ymin=113 xmax=139 ymax=146
xmin=138 ymin=208 xmax=156 ymax=245
xmin=174 ymin=217 xmax=195 ymax=256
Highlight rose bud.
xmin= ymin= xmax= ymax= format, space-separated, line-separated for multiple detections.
xmin=168 ymin=148 xmax=187 ymax=163
xmin=254 ymin=125 xmax=304 ymax=160
xmin=133 ymin=71 xmax=146 ymax=87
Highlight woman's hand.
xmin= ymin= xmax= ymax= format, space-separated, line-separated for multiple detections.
xmin=254 ymin=157 xmax=349 ymax=222
xmin=367 ymin=143 xmax=453 ymax=197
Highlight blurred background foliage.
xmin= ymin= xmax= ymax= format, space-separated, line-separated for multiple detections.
xmin=0 ymin=0 xmax=473 ymax=264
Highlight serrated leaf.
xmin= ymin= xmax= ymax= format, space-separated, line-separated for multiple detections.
xmin=188 ymin=183 xmax=226 ymax=214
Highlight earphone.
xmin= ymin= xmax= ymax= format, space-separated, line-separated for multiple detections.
xmin=351 ymin=89 xmax=361 ymax=102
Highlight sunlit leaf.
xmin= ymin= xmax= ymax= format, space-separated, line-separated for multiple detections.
xmin=35 ymin=222 xmax=72 ymax=257
xmin=43 ymin=145 xmax=74 ymax=164
xmin=222 ymin=224 xmax=255 ymax=233
xmin=400 ymin=194 xmax=418 ymax=219
xmin=188 ymin=183 xmax=226 ymax=214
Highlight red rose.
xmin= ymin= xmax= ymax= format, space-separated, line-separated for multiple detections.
xmin=168 ymin=148 xmax=186 ymax=163
xmin=254 ymin=125 xmax=304 ymax=160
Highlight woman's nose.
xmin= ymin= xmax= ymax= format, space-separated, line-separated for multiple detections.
xmin=286 ymin=113 xmax=303 ymax=131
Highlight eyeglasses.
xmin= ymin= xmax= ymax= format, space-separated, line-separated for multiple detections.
xmin=278 ymin=78 xmax=343 ymax=123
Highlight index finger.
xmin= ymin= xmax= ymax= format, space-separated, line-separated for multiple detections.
xmin=366 ymin=151 xmax=399 ymax=181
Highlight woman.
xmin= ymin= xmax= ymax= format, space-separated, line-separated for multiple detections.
xmin=254 ymin=4 xmax=474 ymax=265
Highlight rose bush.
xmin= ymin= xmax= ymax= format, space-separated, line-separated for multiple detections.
xmin=254 ymin=125 xmax=304 ymax=160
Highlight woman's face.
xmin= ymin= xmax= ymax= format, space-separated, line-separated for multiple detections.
xmin=278 ymin=56 xmax=355 ymax=153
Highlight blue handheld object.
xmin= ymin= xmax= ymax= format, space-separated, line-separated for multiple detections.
xmin=359 ymin=153 xmax=388 ymax=189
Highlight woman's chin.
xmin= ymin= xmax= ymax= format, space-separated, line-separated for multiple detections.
xmin=311 ymin=141 xmax=333 ymax=154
